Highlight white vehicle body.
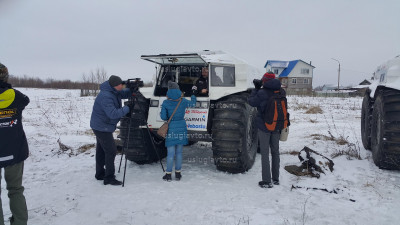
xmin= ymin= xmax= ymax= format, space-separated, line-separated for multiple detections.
xmin=369 ymin=55 xmax=400 ymax=97
xmin=140 ymin=50 xmax=262 ymax=133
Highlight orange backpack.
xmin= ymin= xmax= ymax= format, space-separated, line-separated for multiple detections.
xmin=263 ymin=89 xmax=290 ymax=131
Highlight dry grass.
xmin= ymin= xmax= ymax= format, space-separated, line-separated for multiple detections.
xmin=78 ymin=143 xmax=95 ymax=153
xmin=309 ymin=118 xmax=317 ymax=123
xmin=310 ymin=134 xmax=332 ymax=141
xmin=331 ymin=145 xmax=362 ymax=159
xmin=317 ymin=115 xmax=363 ymax=160
xmin=293 ymin=103 xmax=309 ymax=110
xmin=310 ymin=132 xmax=349 ymax=145
xmin=75 ymin=129 xmax=94 ymax=136
xmin=305 ymin=106 xmax=323 ymax=114
xmin=335 ymin=137 xmax=349 ymax=145
xmin=364 ymin=182 xmax=374 ymax=187
xmin=281 ymin=150 xmax=300 ymax=155
xmin=310 ymin=134 xmax=322 ymax=140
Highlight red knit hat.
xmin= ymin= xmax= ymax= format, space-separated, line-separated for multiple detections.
xmin=262 ymin=72 xmax=275 ymax=82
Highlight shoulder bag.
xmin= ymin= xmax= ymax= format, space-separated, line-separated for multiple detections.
xmin=157 ymin=98 xmax=183 ymax=138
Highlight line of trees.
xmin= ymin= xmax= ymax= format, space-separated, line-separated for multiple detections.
xmin=8 ymin=67 xmax=153 ymax=96
xmin=9 ymin=75 xmax=87 ymax=89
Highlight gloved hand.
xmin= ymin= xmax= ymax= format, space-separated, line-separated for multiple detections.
xmin=122 ymin=105 xmax=130 ymax=115
xmin=191 ymin=86 xmax=198 ymax=95
xmin=253 ymin=79 xmax=262 ymax=89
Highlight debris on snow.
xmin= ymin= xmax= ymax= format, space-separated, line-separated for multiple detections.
xmin=285 ymin=146 xmax=334 ymax=178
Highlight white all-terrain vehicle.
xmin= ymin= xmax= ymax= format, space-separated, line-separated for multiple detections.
xmin=361 ymin=55 xmax=400 ymax=169
xmin=118 ymin=50 xmax=262 ymax=173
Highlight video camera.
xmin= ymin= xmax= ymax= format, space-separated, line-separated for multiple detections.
xmin=122 ymin=78 xmax=144 ymax=92
xmin=253 ymin=79 xmax=263 ymax=89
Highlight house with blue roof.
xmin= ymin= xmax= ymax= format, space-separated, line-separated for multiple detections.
xmin=264 ymin=60 xmax=315 ymax=94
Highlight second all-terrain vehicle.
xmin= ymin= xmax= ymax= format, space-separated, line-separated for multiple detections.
xmin=118 ymin=50 xmax=262 ymax=173
xmin=361 ymin=55 xmax=400 ymax=169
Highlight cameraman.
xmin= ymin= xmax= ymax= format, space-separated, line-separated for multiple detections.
xmin=90 ymin=75 xmax=132 ymax=186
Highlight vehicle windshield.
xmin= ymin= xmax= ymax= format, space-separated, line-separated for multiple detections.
xmin=154 ymin=65 xmax=206 ymax=97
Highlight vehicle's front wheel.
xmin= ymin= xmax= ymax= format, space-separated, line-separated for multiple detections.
xmin=212 ymin=94 xmax=258 ymax=173
xmin=118 ymin=95 xmax=167 ymax=164
xmin=118 ymin=126 xmax=166 ymax=164
xmin=371 ymin=89 xmax=400 ymax=169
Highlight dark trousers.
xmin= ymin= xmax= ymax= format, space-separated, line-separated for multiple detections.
xmin=92 ymin=130 xmax=117 ymax=181
xmin=258 ymin=129 xmax=280 ymax=183
xmin=0 ymin=161 xmax=28 ymax=225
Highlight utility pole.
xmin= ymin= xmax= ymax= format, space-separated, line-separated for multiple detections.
xmin=331 ymin=58 xmax=340 ymax=96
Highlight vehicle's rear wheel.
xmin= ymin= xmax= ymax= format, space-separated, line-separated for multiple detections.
xmin=371 ymin=89 xmax=400 ymax=169
xmin=118 ymin=126 xmax=166 ymax=164
xmin=361 ymin=91 xmax=373 ymax=150
xmin=118 ymin=95 xmax=166 ymax=164
xmin=212 ymin=94 xmax=258 ymax=173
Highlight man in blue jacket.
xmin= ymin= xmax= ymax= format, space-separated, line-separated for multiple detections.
xmin=90 ymin=75 xmax=131 ymax=185
xmin=248 ymin=72 xmax=283 ymax=188
xmin=0 ymin=63 xmax=29 ymax=225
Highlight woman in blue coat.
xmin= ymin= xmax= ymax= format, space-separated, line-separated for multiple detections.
xmin=160 ymin=81 xmax=196 ymax=181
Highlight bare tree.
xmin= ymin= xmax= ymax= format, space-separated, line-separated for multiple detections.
xmin=96 ymin=67 xmax=108 ymax=84
xmin=80 ymin=67 xmax=108 ymax=96
xmin=88 ymin=67 xmax=107 ymax=95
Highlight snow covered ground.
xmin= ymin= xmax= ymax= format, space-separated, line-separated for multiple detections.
xmin=2 ymin=88 xmax=400 ymax=225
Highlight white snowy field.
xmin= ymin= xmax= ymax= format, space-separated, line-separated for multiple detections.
xmin=2 ymin=88 xmax=400 ymax=225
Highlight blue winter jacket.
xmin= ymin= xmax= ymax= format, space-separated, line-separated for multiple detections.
xmin=90 ymin=81 xmax=131 ymax=132
xmin=160 ymin=89 xmax=196 ymax=147
xmin=248 ymin=79 xmax=283 ymax=133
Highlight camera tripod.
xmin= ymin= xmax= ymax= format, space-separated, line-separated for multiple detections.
xmin=118 ymin=93 xmax=165 ymax=187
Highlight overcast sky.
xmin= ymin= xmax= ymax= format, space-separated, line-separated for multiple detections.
xmin=1 ymin=0 xmax=399 ymax=86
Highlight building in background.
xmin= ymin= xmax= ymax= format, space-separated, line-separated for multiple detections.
xmin=264 ymin=60 xmax=315 ymax=94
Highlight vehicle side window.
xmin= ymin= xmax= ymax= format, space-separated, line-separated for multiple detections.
xmin=210 ymin=65 xmax=235 ymax=87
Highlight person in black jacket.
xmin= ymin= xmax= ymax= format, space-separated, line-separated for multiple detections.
xmin=0 ymin=63 xmax=29 ymax=225
xmin=248 ymin=72 xmax=284 ymax=189
xmin=192 ymin=67 xmax=209 ymax=96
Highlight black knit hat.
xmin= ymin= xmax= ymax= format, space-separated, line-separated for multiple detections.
xmin=0 ymin=62 xmax=9 ymax=83
xmin=109 ymin=75 xmax=122 ymax=87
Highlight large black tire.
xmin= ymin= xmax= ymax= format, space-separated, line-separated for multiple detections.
xmin=119 ymin=127 xmax=167 ymax=164
xmin=371 ymin=88 xmax=400 ymax=169
xmin=212 ymin=94 xmax=258 ymax=173
xmin=118 ymin=95 xmax=167 ymax=164
xmin=361 ymin=92 xmax=373 ymax=150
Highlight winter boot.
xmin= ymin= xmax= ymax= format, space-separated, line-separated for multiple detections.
xmin=273 ymin=180 xmax=280 ymax=185
xmin=175 ymin=171 xmax=182 ymax=181
xmin=163 ymin=173 xmax=172 ymax=182
xmin=258 ymin=181 xmax=273 ymax=188
xmin=95 ymin=174 xmax=105 ymax=180
xmin=104 ymin=178 xmax=122 ymax=186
